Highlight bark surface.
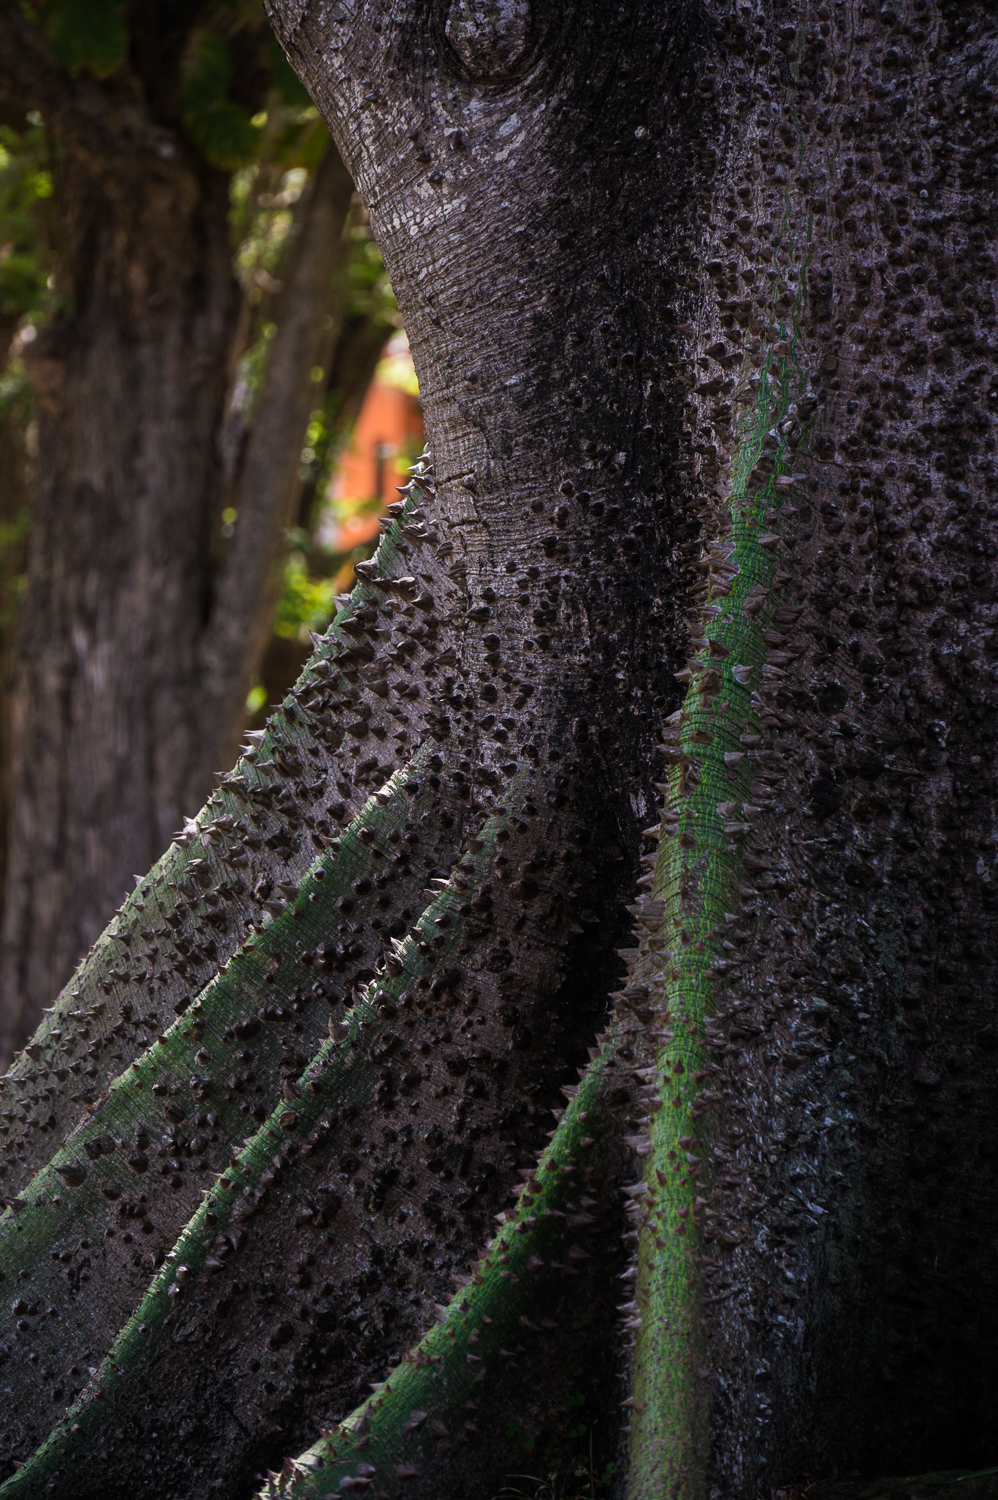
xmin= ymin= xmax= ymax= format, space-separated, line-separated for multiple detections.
xmin=268 ymin=1 xmax=998 ymax=1488
xmin=0 ymin=1 xmax=996 ymax=1498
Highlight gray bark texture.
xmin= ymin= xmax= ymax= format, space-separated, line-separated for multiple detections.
xmin=0 ymin=1 xmax=994 ymax=1499
xmin=0 ymin=0 xmax=359 ymax=1059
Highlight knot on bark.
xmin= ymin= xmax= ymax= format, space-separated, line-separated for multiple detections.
xmin=444 ymin=0 xmax=532 ymax=80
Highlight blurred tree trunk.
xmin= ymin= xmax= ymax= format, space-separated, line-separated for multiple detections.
xmin=0 ymin=144 xmax=241 ymax=1058
xmin=294 ymin=306 xmax=396 ymax=538
xmin=0 ymin=340 xmax=30 ymax=947
xmin=0 ymin=22 xmax=357 ymax=1059
xmin=250 ymin=303 xmax=401 ymax=717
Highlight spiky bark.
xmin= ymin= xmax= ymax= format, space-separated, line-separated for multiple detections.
xmin=0 ymin=0 xmax=996 ymax=1496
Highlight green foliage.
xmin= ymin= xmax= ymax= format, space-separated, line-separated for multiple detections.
xmin=346 ymin=224 xmax=398 ymax=317
xmin=182 ymin=29 xmax=233 ymax=113
xmin=294 ymin=224 xmax=399 ymax=508
xmin=235 ymin=316 xmax=278 ymax=410
xmin=295 ymin=383 xmax=353 ymax=501
xmin=229 ymin=118 xmax=327 ymax=273
xmin=0 ymin=499 xmax=29 ymax=647
xmin=0 ymin=122 xmax=51 ymax=660
xmin=229 ymin=178 xmax=398 ymax=514
xmin=273 ymin=545 xmax=338 ymax=641
xmin=184 ymin=93 xmax=260 ymax=171
xmin=41 ymin=0 xmax=127 ymax=77
xmin=0 ymin=364 xmax=32 ymax=658
xmin=0 ymin=123 xmax=56 ymax=326
xmin=182 ymin=32 xmax=261 ymax=171
xmin=0 ymin=251 xmax=43 ymax=314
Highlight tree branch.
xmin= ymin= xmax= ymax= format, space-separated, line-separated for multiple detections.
xmin=199 ymin=138 xmax=357 ymax=769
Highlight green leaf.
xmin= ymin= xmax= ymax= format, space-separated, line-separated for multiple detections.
xmin=0 ymin=124 xmax=56 ymax=329
xmin=185 ymin=100 xmax=261 ymax=172
xmin=182 ymin=32 xmax=231 ymax=113
xmin=181 ymin=33 xmax=262 ymax=171
xmin=274 ymin=551 xmax=337 ymax=641
xmin=268 ymin=40 xmax=313 ymax=108
xmin=0 ymin=253 xmax=46 ymax=317
xmin=42 ymin=0 xmax=127 ymax=77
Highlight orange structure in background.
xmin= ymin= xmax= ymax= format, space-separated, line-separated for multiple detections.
xmin=248 ymin=335 xmax=424 ymax=723
xmin=320 ymin=331 xmax=423 ymax=562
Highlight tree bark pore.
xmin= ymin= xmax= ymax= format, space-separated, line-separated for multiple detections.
xmin=0 ymin=1 xmax=995 ymax=1497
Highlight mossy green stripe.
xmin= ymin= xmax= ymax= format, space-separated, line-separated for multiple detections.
xmin=253 ymin=1040 xmax=618 ymax=1500
xmin=0 ymin=793 xmax=541 ymax=1496
xmin=628 ymin=288 xmax=816 ymax=1498
xmin=0 ymin=756 xmax=442 ymax=1462
xmin=2 ymin=483 xmax=430 ymax=1185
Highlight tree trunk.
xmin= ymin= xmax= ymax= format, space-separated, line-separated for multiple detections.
xmin=0 ymin=146 xmax=241 ymax=1059
xmin=265 ymin=2 xmax=998 ymax=1489
xmin=0 ymin=1 xmax=995 ymax=1498
xmin=0 ymin=118 xmax=355 ymax=1063
xmin=0 ymin=337 xmax=31 ymax=980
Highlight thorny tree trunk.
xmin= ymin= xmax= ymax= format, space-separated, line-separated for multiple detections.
xmin=0 ymin=89 xmax=355 ymax=1060
xmin=0 ymin=2 xmax=995 ymax=1499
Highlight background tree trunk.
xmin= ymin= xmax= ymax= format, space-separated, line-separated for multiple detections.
xmin=0 ymin=2 xmax=995 ymax=1498
xmin=0 ymin=2 xmax=361 ymax=1060
xmin=0 ymin=347 xmax=31 ymax=972
xmin=0 ymin=146 xmax=241 ymax=1059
